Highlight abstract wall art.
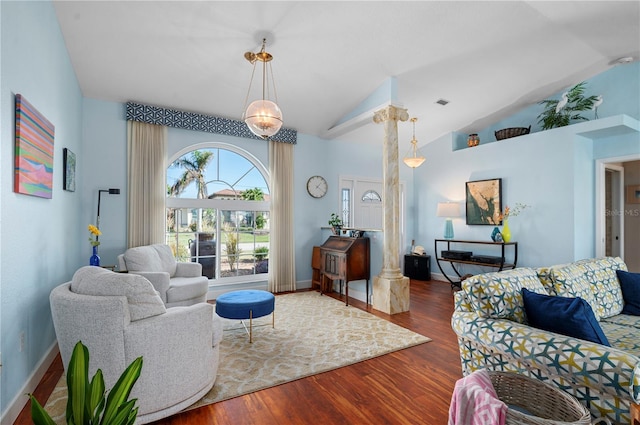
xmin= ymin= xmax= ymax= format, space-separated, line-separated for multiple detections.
xmin=15 ymin=94 xmax=55 ymax=198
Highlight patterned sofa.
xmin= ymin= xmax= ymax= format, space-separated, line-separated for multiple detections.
xmin=451 ymin=257 xmax=640 ymax=424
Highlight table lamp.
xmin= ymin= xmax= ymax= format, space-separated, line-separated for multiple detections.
xmin=436 ymin=202 xmax=461 ymax=239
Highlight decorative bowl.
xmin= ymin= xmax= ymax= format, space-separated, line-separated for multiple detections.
xmin=495 ymin=125 xmax=531 ymax=140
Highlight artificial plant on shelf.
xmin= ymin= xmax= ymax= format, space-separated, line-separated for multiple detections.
xmin=328 ymin=213 xmax=343 ymax=235
xmin=537 ymin=81 xmax=600 ymax=130
xmin=29 ymin=340 xmax=143 ymax=425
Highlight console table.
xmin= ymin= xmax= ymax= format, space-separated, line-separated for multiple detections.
xmin=434 ymin=239 xmax=518 ymax=288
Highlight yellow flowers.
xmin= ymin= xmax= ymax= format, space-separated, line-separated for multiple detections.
xmin=88 ymin=224 xmax=101 ymax=247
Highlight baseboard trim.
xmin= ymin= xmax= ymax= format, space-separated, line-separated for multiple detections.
xmin=1 ymin=341 xmax=59 ymax=425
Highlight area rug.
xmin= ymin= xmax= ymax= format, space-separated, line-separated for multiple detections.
xmin=44 ymin=291 xmax=430 ymax=420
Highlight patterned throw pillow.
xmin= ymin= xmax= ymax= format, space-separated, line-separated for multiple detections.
xmin=578 ymin=257 xmax=627 ymax=318
xmin=541 ymin=262 xmax=602 ymax=321
xmin=463 ymin=268 xmax=548 ymax=323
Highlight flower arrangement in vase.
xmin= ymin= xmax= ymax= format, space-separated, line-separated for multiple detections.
xmin=88 ymin=224 xmax=101 ymax=266
xmin=494 ymin=203 xmax=530 ymax=243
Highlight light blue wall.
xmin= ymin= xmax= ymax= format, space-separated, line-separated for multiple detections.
xmin=81 ymin=99 xmax=128 ymax=266
xmin=1 ymin=0 xmax=84 ymax=417
xmin=415 ymin=62 xmax=640 ymax=279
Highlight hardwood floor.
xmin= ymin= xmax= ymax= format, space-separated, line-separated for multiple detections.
xmin=16 ymin=280 xmax=462 ymax=424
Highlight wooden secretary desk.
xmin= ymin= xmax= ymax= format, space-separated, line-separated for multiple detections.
xmin=319 ymin=235 xmax=370 ymax=306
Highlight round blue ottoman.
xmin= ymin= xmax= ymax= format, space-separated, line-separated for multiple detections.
xmin=215 ymin=290 xmax=275 ymax=342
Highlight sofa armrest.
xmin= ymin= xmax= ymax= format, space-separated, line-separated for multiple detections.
xmin=128 ymin=271 xmax=170 ymax=303
xmin=452 ymin=311 xmax=640 ymax=404
xmin=124 ymin=303 xmax=217 ymax=412
xmin=175 ymin=261 xmax=202 ymax=278
xmin=117 ymin=254 xmax=126 ymax=271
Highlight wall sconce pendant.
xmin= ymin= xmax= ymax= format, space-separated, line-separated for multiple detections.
xmin=403 ymin=117 xmax=425 ymax=168
xmin=242 ymin=38 xmax=283 ymax=139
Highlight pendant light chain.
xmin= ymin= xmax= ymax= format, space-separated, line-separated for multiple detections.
xmin=242 ymin=61 xmax=258 ymax=117
xmin=242 ymin=37 xmax=283 ymax=138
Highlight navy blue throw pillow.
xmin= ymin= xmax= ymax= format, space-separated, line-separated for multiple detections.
xmin=617 ymin=270 xmax=640 ymax=316
xmin=522 ymin=288 xmax=610 ymax=346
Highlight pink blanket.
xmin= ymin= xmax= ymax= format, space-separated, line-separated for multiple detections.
xmin=448 ymin=369 xmax=508 ymax=425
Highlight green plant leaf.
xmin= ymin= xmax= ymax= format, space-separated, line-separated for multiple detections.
xmin=66 ymin=341 xmax=89 ymax=425
xmin=87 ymin=369 xmax=106 ymax=423
xmin=103 ymin=399 xmax=137 ymax=425
xmin=29 ymin=394 xmax=57 ymax=425
xmin=124 ymin=407 xmax=139 ymax=425
xmin=101 ymin=357 xmax=142 ymax=425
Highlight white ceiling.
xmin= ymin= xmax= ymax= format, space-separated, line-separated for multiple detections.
xmin=52 ymin=1 xmax=640 ymax=147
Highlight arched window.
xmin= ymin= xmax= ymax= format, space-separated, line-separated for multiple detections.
xmin=166 ymin=143 xmax=270 ymax=283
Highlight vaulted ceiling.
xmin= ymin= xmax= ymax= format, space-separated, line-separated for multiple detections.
xmin=53 ymin=1 xmax=640 ymax=146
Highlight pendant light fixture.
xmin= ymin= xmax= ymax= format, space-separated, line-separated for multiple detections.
xmin=242 ymin=38 xmax=283 ymax=139
xmin=403 ymin=117 xmax=425 ymax=168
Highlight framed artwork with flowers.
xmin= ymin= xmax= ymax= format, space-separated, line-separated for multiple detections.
xmin=465 ymin=178 xmax=502 ymax=225
xmin=63 ymin=148 xmax=76 ymax=192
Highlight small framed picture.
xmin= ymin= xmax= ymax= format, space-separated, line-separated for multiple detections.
xmin=63 ymin=148 xmax=76 ymax=192
xmin=466 ymin=178 xmax=502 ymax=225
xmin=626 ymin=184 xmax=640 ymax=204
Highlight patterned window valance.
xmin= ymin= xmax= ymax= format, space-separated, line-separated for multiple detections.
xmin=125 ymin=101 xmax=297 ymax=144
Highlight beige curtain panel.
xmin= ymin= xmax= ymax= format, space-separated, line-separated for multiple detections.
xmin=126 ymin=121 xmax=167 ymax=248
xmin=268 ymin=140 xmax=296 ymax=293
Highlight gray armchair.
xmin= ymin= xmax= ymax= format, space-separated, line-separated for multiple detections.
xmin=117 ymin=244 xmax=208 ymax=307
xmin=50 ymin=266 xmax=222 ymax=424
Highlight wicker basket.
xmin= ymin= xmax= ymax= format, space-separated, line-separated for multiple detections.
xmin=489 ymin=372 xmax=591 ymax=425
xmin=495 ymin=125 xmax=531 ymax=140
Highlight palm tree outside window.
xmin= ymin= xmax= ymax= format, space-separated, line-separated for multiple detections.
xmin=166 ymin=145 xmax=270 ymax=282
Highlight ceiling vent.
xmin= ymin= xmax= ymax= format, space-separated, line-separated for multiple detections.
xmin=435 ymin=99 xmax=450 ymax=106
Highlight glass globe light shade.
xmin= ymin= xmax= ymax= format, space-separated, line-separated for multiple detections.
xmin=403 ymin=156 xmax=426 ymax=168
xmin=244 ymin=99 xmax=283 ymax=138
xmin=402 ymin=140 xmax=425 ymax=168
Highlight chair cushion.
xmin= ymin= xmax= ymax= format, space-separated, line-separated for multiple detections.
xmin=462 ymin=267 xmax=548 ymax=323
xmin=617 ymin=270 xmax=640 ymax=315
xmin=123 ymin=244 xmax=177 ymax=277
xmin=165 ymin=276 xmax=209 ymax=304
xmin=522 ymin=288 xmax=610 ymax=346
xmin=71 ymin=266 xmax=166 ymax=321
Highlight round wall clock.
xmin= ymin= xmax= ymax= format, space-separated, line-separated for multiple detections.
xmin=306 ymin=175 xmax=328 ymax=198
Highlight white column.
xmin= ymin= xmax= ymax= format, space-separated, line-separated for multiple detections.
xmin=372 ymin=105 xmax=410 ymax=314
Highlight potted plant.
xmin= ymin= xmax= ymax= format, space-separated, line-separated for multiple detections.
xmin=328 ymin=213 xmax=343 ymax=235
xmin=30 ymin=340 xmax=143 ymax=425
xmin=537 ymin=81 xmax=600 ymax=130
